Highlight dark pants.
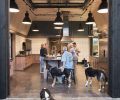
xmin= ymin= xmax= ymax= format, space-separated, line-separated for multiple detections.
xmin=63 ymin=68 xmax=76 ymax=84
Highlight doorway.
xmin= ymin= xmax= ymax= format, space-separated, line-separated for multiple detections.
xmin=1 ymin=0 xmax=120 ymax=99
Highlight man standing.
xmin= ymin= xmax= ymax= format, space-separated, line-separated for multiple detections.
xmin=68 ymin=42 xmax=80 ymax=84
xmin=71 ymin=42 xmax=80 ymax=66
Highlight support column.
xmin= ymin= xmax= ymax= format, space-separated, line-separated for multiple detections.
xmin=109 ymin=0 xmax=120 ymax=98
xmin=0 ymin=0 xmax=9 ymax=99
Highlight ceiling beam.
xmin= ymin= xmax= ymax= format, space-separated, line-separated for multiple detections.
xmin=25 ymin=0 xmax=89 ymax=9
xmin=32 ymin=3 xmax=85 ymax=8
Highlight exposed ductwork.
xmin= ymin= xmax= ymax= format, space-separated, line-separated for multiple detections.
xmin=61 ymin=11 xmax=72 ymax=43
xmin=25 ymin=0 xmax=89 ymax=9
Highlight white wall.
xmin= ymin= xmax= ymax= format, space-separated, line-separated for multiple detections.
xmin=30 ymin=38 xmax=48 ymax=54
xmin=15 ymin=35 xmax=26 ymax=55
xmin=27 ymin=37 xmax=90 ymax=61
xmin=72 ymin=38 xmax=90 ymax=62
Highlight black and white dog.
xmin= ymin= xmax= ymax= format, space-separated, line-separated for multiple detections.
xmin=48 ymin=66 xmax=73 ymax=88
xmin=40 ymin=88 xmax=54 ymax=100
xmin=84 ymin=64 xmax=108 ymax=92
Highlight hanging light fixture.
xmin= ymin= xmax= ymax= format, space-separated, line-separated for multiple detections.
xmin=86 ymin=12 xmax=95 ymax=25
xmin=54 ymin=27 xmax=63 ymax=30
xmin=97 ymin=0 xmax=108 ymax=13
xmin=32 ymin=28 xmax=39 ymax=32
xmin=54 ymin=25 xmax=63 ymax=30
xmin=53 ymin=8 xmax=64 ymax=25
xmin=9 ymin=0 xmax=19 ymax=13
xmin=77 ymin=17 xmax=84 ymax=32
xmin=22 ymin=11 xmax=32 ymax=25
xmin=32 ymin=24 xmax=39 ymax=32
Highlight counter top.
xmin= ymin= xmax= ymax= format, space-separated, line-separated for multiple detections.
xmin=16 ymin=55 xmax=32 ymax=57
xmin=44 ymin=56 xmax=61 ymax=61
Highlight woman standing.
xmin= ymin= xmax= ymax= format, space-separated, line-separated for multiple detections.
xmin=40 ymin=44 xmax=47 ymax=73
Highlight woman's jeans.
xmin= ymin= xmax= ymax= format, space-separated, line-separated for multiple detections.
xmin=40 ymin=56 xmax=45 ymax=73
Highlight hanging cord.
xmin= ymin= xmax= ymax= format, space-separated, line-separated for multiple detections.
xmin=58 ymin=8 xmax=60 ymax=12
xmin=80 ymin=16 xmax=82 ymax=21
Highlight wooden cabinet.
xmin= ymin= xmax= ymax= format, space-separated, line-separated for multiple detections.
xmin=32 ymin=54 xmax=40 ymax=63
xmin=15 ymin=55 xmax=33 ymax=70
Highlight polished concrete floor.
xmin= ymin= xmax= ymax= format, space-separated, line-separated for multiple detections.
xmin=9 ymin=64 xmax=111 ymax=100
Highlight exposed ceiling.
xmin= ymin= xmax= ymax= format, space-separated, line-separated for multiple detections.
xmin=28 ymin=21 xmax=89 ymax=38
xmin=10 ymin=0 xmax=108 ymax=36
xmin=32 ymin=0 xmax=84 ymax=3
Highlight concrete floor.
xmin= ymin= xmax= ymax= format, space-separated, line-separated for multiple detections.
xmin=9 ymin=64 xmax=112 ymax=100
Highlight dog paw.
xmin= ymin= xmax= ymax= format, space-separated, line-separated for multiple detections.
xmin=68 ymin=84 xmax=71 ymax=88
xmin=89 ymin=84 xmax=92 ymax=87
xmin=85 ymin=84 xmax=88 ymax=87
xmin=52 ymin=84 xmax=55 ymax=87
xmin=106 ymin=82 xmax=108 ymax=85
xmin=98 ymin=89 xmax=102 ymax=92
xmin=102 ymin=86 xmax=105 ymax=89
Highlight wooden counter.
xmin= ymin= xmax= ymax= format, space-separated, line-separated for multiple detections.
xmin=32 ymin=54 xmax=40 ymax=63
xmin=15 ymin=55 xmax=33 ymax=70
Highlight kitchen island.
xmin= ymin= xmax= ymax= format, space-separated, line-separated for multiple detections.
xmin=43 ymin=56 xmax=62 ymax=79
xmin=15 ymin=55 xmax=33 ymax=70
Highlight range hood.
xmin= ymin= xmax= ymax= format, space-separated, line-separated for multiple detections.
xmin=61 ymin=36 xmax=73 ymax=43
xmin=61 ymin=11 xmax=72 ymax=43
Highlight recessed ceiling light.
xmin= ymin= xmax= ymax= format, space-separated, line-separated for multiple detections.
xmin=54 ymin=26 xmax=63 ymax=30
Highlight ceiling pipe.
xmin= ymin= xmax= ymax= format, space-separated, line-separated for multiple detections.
xmin=25 ymin=0 xmax=89 ymax=9
xmin=33 ymin=3 xmax=85 ymax=8
xmin=61 ymin=11 xmax=72 ymax=43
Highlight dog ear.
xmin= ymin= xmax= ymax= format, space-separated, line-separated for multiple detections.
xmin=40 ymin=88 xmax=51 ymax=99
xmin=61 ymin=66 xmax=65 ymax=72
xmin=40 ymin=89 xmax=45 ymax=99
xmin=59 ymin=66 xmax=64 ymax=72
xmin=45 ymin=91 xmax=50 ymax=98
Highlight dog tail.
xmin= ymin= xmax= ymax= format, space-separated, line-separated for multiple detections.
xmin=104 ymin=73 xmax=108 ymax=83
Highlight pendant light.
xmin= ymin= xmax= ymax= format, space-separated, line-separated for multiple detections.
xmin=53 ymin=8 xmax=64 ymax=25
xmin=32 ymin=28 xmax=39 ymax=32
xmin=77 ymin=17 xmax=84 ymax=32
xmin=54 ymin=25 xmax=63 ymax=30
xmin=54 ymin=27 xmax=63 ymax=30
xmin=86 ymin=12 xmax=95 ymax=25
xmin=22 ymin=11 xmax=32 ymax=25
xmin=9 ymin=0 xmax=19 ymax=13
xmin=32 ymin=24 xmax=39 ymax=32
xmin=97 ymin=0 xmax=108 ymax=13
